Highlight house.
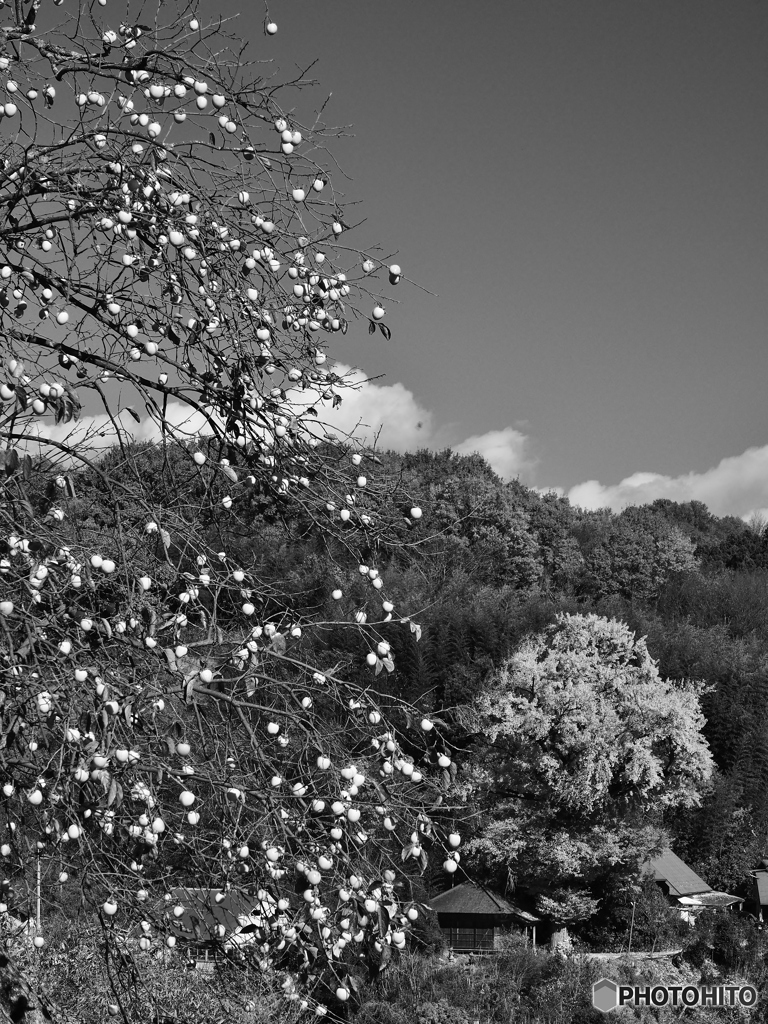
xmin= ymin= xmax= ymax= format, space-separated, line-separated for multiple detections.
xmin=428 ymin=881 xmax=541 ymax=952
xmin=646 ymin=849 xmax=711 ymax=900
xmin=645 ymin=850 xmax=741 ymax=921
xmin=750 ymin=858 xmax=768 ymax=921
xmin=150 ymin=887 xmax=277 ymax=965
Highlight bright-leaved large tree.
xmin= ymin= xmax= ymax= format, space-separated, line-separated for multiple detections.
xmin=464 ymin=613 xmax=714 ymax=940
xmin=0 ymin=1 xmax=458 ymax=1019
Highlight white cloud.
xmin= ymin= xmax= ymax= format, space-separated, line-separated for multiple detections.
xmin=16 ymin=363 xmax=536 ymax=483
xmin=317 ymin=366 xmax=536 ymax=478
xmin=15 ymin=366 xmax=436 ymax=460
xmin=453 ymin=426 xmax=536 ymax=480
xmin=25 ymin=367 xmax=768 ymax=523
xmin=563 ymin=444 xmax=768 ymax=519
xmin=17 ymin=402 xmax=221 ymax=464
xmin=309 ymin=364 xmax=434 ymax=450
xmin=532 ymin=484 xmax=566 ymax=499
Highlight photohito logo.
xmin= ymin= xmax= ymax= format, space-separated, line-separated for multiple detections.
xmin=591 ymin=978 xmax=758 ymax=1012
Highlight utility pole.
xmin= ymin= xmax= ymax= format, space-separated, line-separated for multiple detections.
xmin=36 ymin=851 xmax=41 ymax=932
xmin=627 ymin=900 xmax=636 ymax=955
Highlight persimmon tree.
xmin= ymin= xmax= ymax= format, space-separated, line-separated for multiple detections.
xmin=0 ymin=2 xmax=458 ymax=1019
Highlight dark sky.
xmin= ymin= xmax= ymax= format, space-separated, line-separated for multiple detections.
xmin=35 ymin=0 xmax=768 ymax=517
xmin=226 ymin=0 xmax=768 ymax=516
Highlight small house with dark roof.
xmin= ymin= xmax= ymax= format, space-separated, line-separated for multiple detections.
xmin=644 ymin=850 xmax=741 ymax=920
xmin=428 ymin=881 xmax=541 ymax=952
xmin=646 ymin=849 xmax=712 ymax=899
xmin=150 ymin=887 xmax=280 ymax=965
xmin=750 ymin=859 xmax=768 ymax=921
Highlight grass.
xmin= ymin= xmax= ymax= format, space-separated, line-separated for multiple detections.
xmin=8 ymin=909 xmax=768 ymax=1023
xmin=354 ymin=926 xmax=768 ymax=1024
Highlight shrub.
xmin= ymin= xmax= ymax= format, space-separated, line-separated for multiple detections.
xmin=10 ymin=918 xmax=303 ymax=1024
xmin=410 ymin=906 xmax=447 ymax=953
xmin=355 ymin=1001 xmax=410 ymax=1024
xmin=416 ymin=999 xmax=471 ymax=1024
xmin=685 ymin=909 xmax=768 ymax=982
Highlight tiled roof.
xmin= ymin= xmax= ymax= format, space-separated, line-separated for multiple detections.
xmin=155 ymin=887 xmax=270 ymax=942
xmin=429 ymin=881 xmax=539 ymax=920
xmin=646 ymin=850 xmax=711 ymax=897
xmin=678 ymin=892 xmax=741 ymax=908
xmin=754 ymin=871 xmax=768 ymax=906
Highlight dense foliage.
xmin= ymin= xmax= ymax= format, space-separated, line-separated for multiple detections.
xmin=250 ymin=447 xmax=768 ymax=935
xmin=462 ymin=613 xmax=713 ymax=925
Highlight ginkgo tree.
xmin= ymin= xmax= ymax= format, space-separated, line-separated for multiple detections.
xmin=463 ymin=613 xmax=715 ymax=949
xmin=0 ymin=1 xmax=456 ymax=1019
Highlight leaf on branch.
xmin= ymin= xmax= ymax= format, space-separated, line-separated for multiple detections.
xmin=378 ymin=323 xmax=392 ymax=341
xmin=374 ymin=658 xmax=382 ymax=676
xmin=382 ymin=657 xmax=394 ymax=673
xmin=409 ymin=621 xmax=422 ymax=642
xmin=124 ymin=406 xmax=141 ymax=423
xmin=368 ymin=321 xmax=376 ymax=335
xmin=107 ymin=777 xmax=123 ymax=808
xmin=418 ymin=850 xmax=428 ymax=873
xmin=270 ymin=633 xmax=286 ymax=655
xmin=22 ymin=455 xmax=33 ymax=482
xmin=183 ymin=673 xmax=197 ymax=704
xmin=417 ymin=813 xmax=433 ymax=837
xmin=209 ymin=132 xmax=216 ymax=147
xmin=17 ymin=492 xmax=35 ymax=519
xmin=2 ymin=448 xmax=19 ymax=477
xmin=63 ymin=386 xmax=82 ymax=422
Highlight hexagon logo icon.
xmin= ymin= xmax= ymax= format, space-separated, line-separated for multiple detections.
xmin=593 ymin=977 xmax=619 ymax=1013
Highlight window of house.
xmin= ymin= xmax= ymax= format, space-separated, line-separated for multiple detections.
xmin=442 ymin=925 xmax=495 ymax=950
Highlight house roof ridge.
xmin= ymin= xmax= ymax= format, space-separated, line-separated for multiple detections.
xmin=645 ymin=848 xmax=712 ymax=897
xmin=428 ymin=879 xmax=538 ymax=919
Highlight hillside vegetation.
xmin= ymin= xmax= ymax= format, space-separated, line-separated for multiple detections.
xmin=11 ymin=441 xmax=768 ymax=1022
